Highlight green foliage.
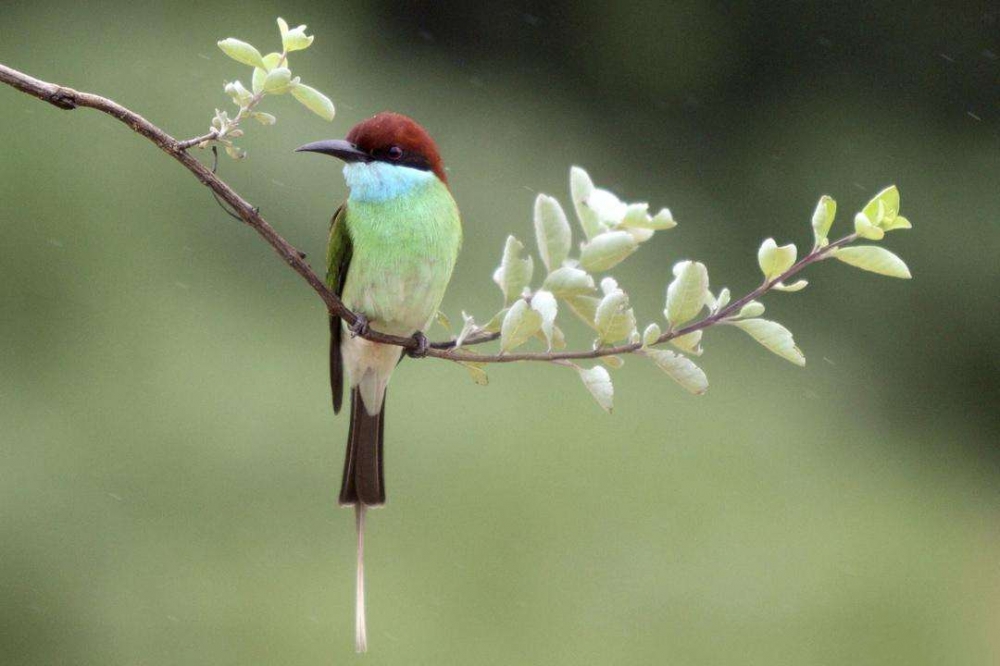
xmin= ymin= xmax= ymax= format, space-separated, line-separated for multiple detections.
xmin=757 ymin=238 xmax=797 ymax=281
xmin=574 ymin=365 xmax=614 ymax=412
xmin=500 ymin=299 xmax=542 ymax=352
xmin=492 ymin=236 xmax=534 ymax=305
xmin=833 ymin=246 xmax=912 ymax=278
xmin=643 ymin=348 xmax=709 ymax=395
xmin=811 ymin=195 xmax=836 ymax=248
xmin=208 ymin=18 xmax=334 ymax=157
xmin=594 ymin=278 xmax=636 ymax=345
xmin=665 ymin=261 xmax=710 ymax=328
xmin=454 ymin=167 xmax=912 ymax=413
xmin=728 ymin=318 xmax=805 ymax=366
xmin=533 ymin=195 xmax=572 ymax=272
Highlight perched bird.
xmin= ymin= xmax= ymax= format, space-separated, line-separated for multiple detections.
xmin=296 ymin=112 xmax=462 ymax=652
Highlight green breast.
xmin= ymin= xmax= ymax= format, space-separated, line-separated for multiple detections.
xmin=340 ymin=178 xmax=461 ymax=336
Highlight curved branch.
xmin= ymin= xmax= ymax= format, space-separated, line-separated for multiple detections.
xmin=0 ymin=61 xmax=857 ymax=367
xmin=0 ymin=62 xmax=422 ymax=352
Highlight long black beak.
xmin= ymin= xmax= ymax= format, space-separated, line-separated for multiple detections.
xmin=295 ymin=139 xmax=371 ymax=163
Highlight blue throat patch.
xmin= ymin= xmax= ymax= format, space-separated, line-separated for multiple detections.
xmin=344 ymin=162 xmax=435 ymax=202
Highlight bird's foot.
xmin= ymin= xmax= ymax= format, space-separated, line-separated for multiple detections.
xmin=349 ymin=313 xmax=370 ymax=338
xmin=406 ymin=331 xmax=429 ymax=358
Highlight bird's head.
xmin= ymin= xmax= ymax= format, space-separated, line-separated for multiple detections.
xmin=296 ymin=112 xmax=447 ymax=197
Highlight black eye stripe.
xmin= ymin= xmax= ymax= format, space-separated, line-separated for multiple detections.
xmin=373 ymin=146 xmax=432 ymax=172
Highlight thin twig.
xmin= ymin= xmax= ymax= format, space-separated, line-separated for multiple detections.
xmin=209 ymin=146 xmax=244 ymax=222
xmin=177 ymin=130 xmax=218 ymax=150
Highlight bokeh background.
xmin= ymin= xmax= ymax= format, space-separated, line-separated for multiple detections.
xmin=1 ymin=1 xmax=998 ymax=664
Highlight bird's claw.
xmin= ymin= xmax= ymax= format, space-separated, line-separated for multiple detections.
xmin=407 ymin=331 xmax=429 ymax=358
xmin=349 ymin=314 xmax=370 ymax=338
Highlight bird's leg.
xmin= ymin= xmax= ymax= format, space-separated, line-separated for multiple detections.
xmin=349 ymin=313 xmax=370 ymax=338
xmin=406 ymin=331 xmax=429 ymax=358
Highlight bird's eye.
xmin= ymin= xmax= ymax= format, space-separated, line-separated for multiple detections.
xmin=387 ymin=146 xmax=403 ymax=160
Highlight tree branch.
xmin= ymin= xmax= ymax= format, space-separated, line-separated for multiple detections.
xmin=0 ymin=62 xmax=423 ymax=352
xmin=432 ymin=235 xmax=854 ymax=363
xmin=0 ymin=61 xmax=856 ymax=367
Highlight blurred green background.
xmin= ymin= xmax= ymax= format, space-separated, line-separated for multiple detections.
xmin=1 ymin=1 xmax=998 ymax=664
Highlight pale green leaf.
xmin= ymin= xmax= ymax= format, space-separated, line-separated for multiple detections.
xmin=617 ymin=202 xmax=676 ymax=232
xmin=862 ymin=185 xmax=900 ymax=227
xmin=642 ymin=323 xmax=662 ymax=347
xmin=832 ymin=246 xmax=912 ymax=279
xmin=252 ymin=53 xmax=284 ymax=93
xmin=500 ymin=299 xmax=542 ymax=352
xmin=623 ymin=226 xmax=655 ymax=243
xmin=619 ymin=202 xmax=649 ymax=227
xmin=773 ymin=279 xmax=808 ymax=292
xmin=483 ymin=308 xmax=508 ymax=333
xmin=570 ymin=166 xmax=603 ymax=240
xmin=645 ymin=349 xmax=708 ymax=395
xmin=665 ymin=260 xmax=710 ymax=328
xmin=579 ymin=231 xmax=638 ymax=272
xmin=564 ymin=295 xmax=600 ymax=330
xmin=882 ymin=215 xmax=911 ymax=231
xmin=530 ymin=290 xmax=558 ymax=350
xmin=730 ymin=318 xmax=805 ymax=366
xmin=711 ymin=287 xmax=731 ymax=313
xmin=534 ymin=323 xmax=567 ymax=350
xmin=291 ymin=83 xmax=335 ymax=120
xmin=551 ymin=324 xmax=567 ymax=350
xmin=575 ymin=365 xmax=614 ymax=413
xmin=735 ymin=301 xmax=764 ymax=319
xmin=459 ymin=361 xmax=489 ymax=386
xmin=492 ymin=236 xmax=534 ymax=305
xmin=435 ymin=311 xmax=453 ymax=333
xmin=854 ymin=212 xmax=885 ymax=240
xmin=262 ymin=67 xmax=292 ymax=93
xmin=633 ymin=206 xmax=677 ymax=230
xmin=670 ymin=330 xmax=703 ymax=356
xmin=588 ymin=189 xmax=627 ymax=227
xmin=599 ymin=276 xmax=618 ymax=295
xmin=594 ymin=286 xmax=636 ymax=345
xmin=757 ymin=238 xmax=797 ymax=280
xmin=278 ymin=18 xmax=314 ymax=51
xmin=224 ymin=80 xmax=253 ymax=105
xmin=601 ymin=355 xmax=625 ymax=369
xmin=217 ymin=38 xmax=265 ymax=68
xmin=261 ymin=52 xmax=284 ymax=70
xmin=543 ymin=266 xmax=595 ymax=297
xmin=811 ymin=195 xmax=836 ymax=247
xmin=252 ymin=112 xmax=277 ymax=125
xmin=533 ymin=194 xmax=572 ymax=272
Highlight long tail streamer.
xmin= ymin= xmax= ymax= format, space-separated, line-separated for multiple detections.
xmin=355 ymin=504 xmax=368 ymax=653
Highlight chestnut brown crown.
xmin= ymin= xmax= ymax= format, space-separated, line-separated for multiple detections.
xmin=347 ymin=112 xmax=447 ymax=183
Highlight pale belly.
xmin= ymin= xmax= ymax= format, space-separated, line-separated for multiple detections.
xmin=340 ymin=254 xmax=449 ymax=337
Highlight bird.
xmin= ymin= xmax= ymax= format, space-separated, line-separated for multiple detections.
xmin=296 ymin=112 xmax=462 ymax=652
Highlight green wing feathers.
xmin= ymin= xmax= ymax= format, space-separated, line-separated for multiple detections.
xmin=326 ymin=204 xmax=352 ymax=414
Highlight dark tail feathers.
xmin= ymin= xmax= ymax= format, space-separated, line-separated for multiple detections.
xmin=339 ymin=387 xmax=386 ymax=506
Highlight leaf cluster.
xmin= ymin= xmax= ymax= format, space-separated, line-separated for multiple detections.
xmin=448 ymin=169 xmax=913 ymax=412
xmin=209 ymin=18 xmax=335 ymax=157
